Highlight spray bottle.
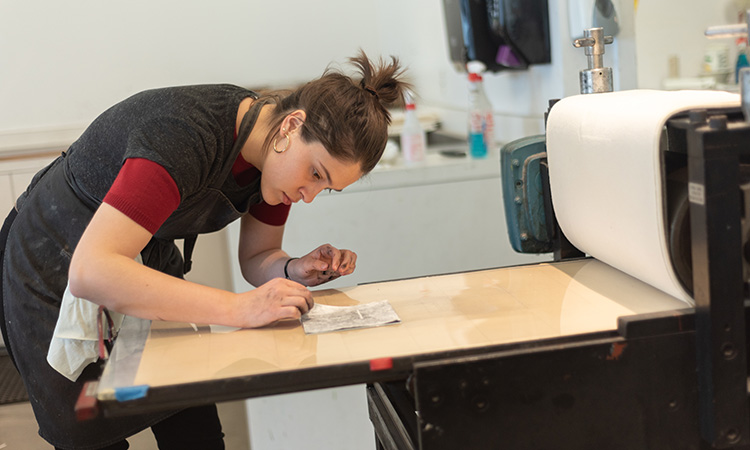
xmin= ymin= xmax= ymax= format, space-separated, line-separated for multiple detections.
xmin=400 ymin=90 xmax=426 ymax=164
xmin=467 ymin=61 xmax=495 ymax=159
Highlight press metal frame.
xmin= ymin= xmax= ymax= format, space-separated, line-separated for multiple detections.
xmin=368 ymin=109 xmax=750 ymax=450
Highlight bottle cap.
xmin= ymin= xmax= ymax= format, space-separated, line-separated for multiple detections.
xmin=468 ymin=72 xmax=483 ymax=82
xmin=466 ymin=60 xmax=487 ymax=74
xmin=405 ymin=103 xmax=416 ymax=110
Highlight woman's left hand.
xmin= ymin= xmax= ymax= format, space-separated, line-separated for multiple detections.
xmin=287 ymin=244 xmax=357 ymax=287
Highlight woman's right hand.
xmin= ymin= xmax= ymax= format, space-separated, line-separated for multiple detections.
xmin=236 ymin=278 xmax=314 ymax=328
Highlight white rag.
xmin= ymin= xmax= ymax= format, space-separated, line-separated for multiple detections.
xmin=46 ymin=256 xmax=141 ymax=381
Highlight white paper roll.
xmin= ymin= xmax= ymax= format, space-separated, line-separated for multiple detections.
xmin=546 ymin=89 xmax=740 ymax=304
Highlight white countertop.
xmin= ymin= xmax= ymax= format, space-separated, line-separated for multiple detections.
xmin=340 ymin=145 xmax=501 ymax=195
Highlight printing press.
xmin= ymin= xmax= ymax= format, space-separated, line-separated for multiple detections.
xmin=366 ymin=29 xmax=750 ymax=450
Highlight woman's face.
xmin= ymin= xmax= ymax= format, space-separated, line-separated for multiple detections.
xmin=261 ymin=134 xmax=362 ymax=206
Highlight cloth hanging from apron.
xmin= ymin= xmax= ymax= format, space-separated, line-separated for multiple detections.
xmin=46 ymin=255 xmax=142 ymax=382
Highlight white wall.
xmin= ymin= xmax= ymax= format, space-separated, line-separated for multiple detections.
xmin=2 ymin=1 xmax=741 ymax=155
xmin=0 ymin=0 xmax=381 ymax=153
xmin=635 ymin=0 xmax=742 ymax=88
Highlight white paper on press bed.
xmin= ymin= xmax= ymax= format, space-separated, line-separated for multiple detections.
xmin=301 ymin=300 xmax=401 ymax=334
xmin=545 ymin=89 xmax=740 ymax=305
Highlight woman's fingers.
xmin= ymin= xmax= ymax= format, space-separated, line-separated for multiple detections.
xmin=280 ymin=290 xmax=314 ymax=313
xmin=326 ymin=245 xmax=342 ymax=271
xmin=294 ymin=245 xmax=359 ymax=287
xmin=277 ymin=306 xmax=302 ymax=321
xmin=337 ymin=250 xmax=357 ymax=275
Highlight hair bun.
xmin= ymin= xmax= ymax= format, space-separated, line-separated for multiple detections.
xmin=350 ymin=50 xmax=410 ymax=108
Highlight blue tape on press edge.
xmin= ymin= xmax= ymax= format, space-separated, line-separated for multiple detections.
xmin=114 ymin=385 xmax=149 ymax=402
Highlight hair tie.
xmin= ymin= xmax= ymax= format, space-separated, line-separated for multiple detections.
xmin=363 ymin=85 xmax=379 ymax=100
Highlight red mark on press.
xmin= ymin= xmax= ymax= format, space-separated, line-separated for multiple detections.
xmin=606 ymin=342 xmax=627 ymax=361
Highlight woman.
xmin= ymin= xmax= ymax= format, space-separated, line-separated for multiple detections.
xmin=0 ymin=51 xmax=408 ymax=449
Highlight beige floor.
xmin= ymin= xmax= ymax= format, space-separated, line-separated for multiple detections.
xmin=0 ymin=399 xmax=250 ymax=449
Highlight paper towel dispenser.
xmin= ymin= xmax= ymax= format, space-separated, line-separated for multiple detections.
xmin=443 ymin=0 xmax=551 ymax=72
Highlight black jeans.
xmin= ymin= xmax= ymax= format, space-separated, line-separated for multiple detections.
xmin=54 ymin=403 xmax=226 ymax=450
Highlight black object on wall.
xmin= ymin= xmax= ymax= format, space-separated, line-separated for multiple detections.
xmin=443 ymin=0 xmax=551 ymax=72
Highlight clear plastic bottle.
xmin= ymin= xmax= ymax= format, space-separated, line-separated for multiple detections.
xmin=736 ymin=38 xmax=749 ymax=84
xmin=467 ymin=65 xmax=494 ymax=159
xmin=400 ymin=92 xmax=426 ymax=164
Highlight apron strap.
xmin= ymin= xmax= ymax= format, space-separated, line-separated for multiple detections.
xmin=235 ymin=96 xmax=264 ymax=153
xmin=183 ymin=235 xmax=197 ymax=274
xmin=0 ymin=207 xmax=19 ymax=367
xmin=179 ymin=96 xmax=265 ymax=275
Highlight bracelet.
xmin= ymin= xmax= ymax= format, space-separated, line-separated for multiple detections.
xmin=284 ymin=257 xmax=298 ymax=280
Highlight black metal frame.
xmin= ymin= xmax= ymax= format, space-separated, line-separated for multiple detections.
xmin=411 ymin=310 xmax=700 ymax=450
xmin=686 ymin=110 xmax=750 ymax=447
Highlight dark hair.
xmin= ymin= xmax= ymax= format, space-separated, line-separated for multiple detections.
xmin=258 ymin=50 xmax=410 ymax=174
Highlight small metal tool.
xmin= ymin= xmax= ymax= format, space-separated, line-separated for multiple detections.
xmin=573 ymin=27 xmax=614 ymax=94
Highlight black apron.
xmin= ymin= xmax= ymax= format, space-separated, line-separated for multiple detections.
xmin=0 ymin=99 xmax=263 ymax=449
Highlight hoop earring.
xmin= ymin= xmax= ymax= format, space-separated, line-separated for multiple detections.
xmin=273 ymin=134 xmax=290 ymax=153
